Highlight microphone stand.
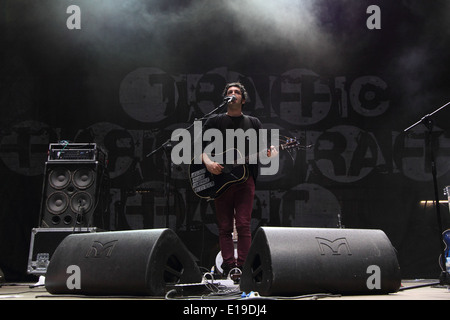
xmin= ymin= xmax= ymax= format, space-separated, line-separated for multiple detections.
xmin=146 ymin=97 xmax=231 ymax=158
xmin=404 ymin=101 xmax=450 ymax=285
xmin=145 ymin=98 xmax=231 ymax=228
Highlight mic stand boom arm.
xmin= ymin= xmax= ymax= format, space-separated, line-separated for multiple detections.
xmin=404 ymin=101 xmax=450 ymax=132
xmin=146 ymin=98 xmax=229 ymax=158
xmin=145 ymin=99 xmax=229 ymax=228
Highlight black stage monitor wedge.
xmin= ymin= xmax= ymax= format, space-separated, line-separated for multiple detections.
xmin=45 ymin=229 xmax=203 ymax=296
xmin=240 ymin=227 xmax=401 ymax=296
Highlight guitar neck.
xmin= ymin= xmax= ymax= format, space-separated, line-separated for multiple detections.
xmin=243 ymin=145 xmax=280 ymax=164
xmin=232 ymin=138 xmax=302 ymax=165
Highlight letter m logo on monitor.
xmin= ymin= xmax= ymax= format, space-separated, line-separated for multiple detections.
xmin=85 ymin=240 xmax=118 ymax=258
xmin=315 ymin=237 xmax=352 ymax=256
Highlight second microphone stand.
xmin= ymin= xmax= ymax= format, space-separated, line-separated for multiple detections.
xmin=404 ymin=100 xmax=450 ymax=285
xmin=146 ymin=97 xmax=231 ymax=228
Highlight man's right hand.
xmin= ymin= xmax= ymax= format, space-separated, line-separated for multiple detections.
xmin=205 ymin=161 xmax=224 ymax=175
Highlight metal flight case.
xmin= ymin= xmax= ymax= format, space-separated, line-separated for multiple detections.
xmin=27 ymin=227 xmax=98 ymax=275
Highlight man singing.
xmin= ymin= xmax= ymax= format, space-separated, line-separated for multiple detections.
xmin=201 ymin=82 xmax=278 ymax=278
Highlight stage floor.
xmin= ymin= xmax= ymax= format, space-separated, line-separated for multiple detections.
xmin=0 ymin=279 xmax=448 ymax=300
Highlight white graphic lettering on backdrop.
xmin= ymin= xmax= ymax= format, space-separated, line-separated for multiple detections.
xmin=2 ymin=67 xmax=450 ymax=232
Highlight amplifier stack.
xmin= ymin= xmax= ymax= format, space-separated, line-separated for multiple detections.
xmin=28 ymin=142 xmax=110 ymax=275
xmin=39 ymin=142 xmax=109 ymax=229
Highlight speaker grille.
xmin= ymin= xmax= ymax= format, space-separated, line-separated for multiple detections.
xmin=40 ymin=162 xmax=109 ymax=229
xmin=48 ymin=168 xmax=71 ymax=189
xmin=72 ymin=167 xmax=95 ymax=189
xmin=46 ymin=192 xmax=69 ymax=215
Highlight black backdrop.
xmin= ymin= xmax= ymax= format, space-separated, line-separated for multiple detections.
xmin=2 ymin=0 xmax=450 ymax=281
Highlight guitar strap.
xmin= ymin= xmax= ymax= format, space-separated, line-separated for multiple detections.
xmin=242 ymin=115 xmax=261 ymax=180
xmin=215 ymin=113 xmax=256 ymax=131
xmin=242 ymin=115 xmax=254 ymax=131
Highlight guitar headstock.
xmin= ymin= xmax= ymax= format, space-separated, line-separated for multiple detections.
xmin=280 ymin=137 xmax=311 ymax=151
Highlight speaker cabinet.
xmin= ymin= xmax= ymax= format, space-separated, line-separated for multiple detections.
xmin=45 ymin=229 xmax=203 ymax=296
xmin=240 ymin=227 xmax=401 ymax=296
xmin=39 ymin=161 xmax=109 ymax=229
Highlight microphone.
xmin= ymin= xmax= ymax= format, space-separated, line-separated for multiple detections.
xmin=224 ymin=95 xmax=237 ymax=103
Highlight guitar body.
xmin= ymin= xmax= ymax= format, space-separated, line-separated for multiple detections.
xmin=441 ymin=186 xmax=450 ymax=271
xmin=189 ymin=149 xmax=249 ymax=200
xmin=188 ymin=137 xmax=303 ymax=200
xmin=439 ymin=229 xmax=450 ymax=270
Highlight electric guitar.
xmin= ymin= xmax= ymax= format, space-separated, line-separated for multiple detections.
xmin=189 ymin=138 xmax=303 ymax=200
xmin=439 ymin=230 xmax=450 ymax=270
xmin=439 ymin=187 xmax=450 ymax=270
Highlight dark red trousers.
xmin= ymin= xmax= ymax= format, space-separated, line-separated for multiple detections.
xmin=214 ymin=176 xmax=255 ymax=267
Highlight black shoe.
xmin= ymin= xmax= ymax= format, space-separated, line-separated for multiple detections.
xmin=221 ymin=263 xmax=235 ymax=279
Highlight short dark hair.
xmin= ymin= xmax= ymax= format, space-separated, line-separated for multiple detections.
xmin=222 ymin=82 xmax=249 ymax=102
